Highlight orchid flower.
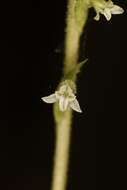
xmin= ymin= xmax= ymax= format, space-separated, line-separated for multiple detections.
xmin=41 ymin=81 xmax=82 ymax=113
xmin=90 ymin=0 xmax=124 ymax=21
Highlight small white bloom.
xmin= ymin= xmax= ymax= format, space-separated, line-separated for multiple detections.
xmin=91 ymin=0 xmax=124 ymax=21
xmin=41 ymin=81 xmax=82 ymax=113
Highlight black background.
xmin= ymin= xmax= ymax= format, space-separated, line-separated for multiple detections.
xmin=0 ymin=0 xmax=127 ymax=190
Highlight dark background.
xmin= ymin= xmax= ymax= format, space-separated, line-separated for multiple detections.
xmin=0 ymin=0 xmax=127 ymax=189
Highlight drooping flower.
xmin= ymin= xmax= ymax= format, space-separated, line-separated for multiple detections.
xmin=41 ymin=81 xmax=82 ymax=113
xmin=89 ymin=0 xmax=124 ymax=21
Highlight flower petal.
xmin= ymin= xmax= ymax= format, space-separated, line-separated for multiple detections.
xmin=41 ymin=94 xmax=57 ymax=103
xmin=59 ymin=84 xmax=67 ymax=94
xmin=103 ymin=8 xmax=112 ymax=21
xmin=59 ymin=96 xmax=69 ymax=112
xmin=110 ymin=5 xmax=124 ymax=14
xmin=107 ymin=0 xmax=114 ymax=8
xmin=67 ymin=85 xmax=74 ymax=95
xmin=94 ymin=12 xmax=100 ymax=21
xmin=70 ymin=99 xmax=82 ymax=113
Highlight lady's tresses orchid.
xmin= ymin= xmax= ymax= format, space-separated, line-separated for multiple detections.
xmin=89 ymin=0 xmax=124 ymax=21
xmin=42 ymin=81 xmax=82 ymax=113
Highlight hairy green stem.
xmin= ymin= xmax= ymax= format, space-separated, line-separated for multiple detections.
xmin=51 ymin=110 xmax=72 ymax=190
xmin=64 ymin=0 xmax=80 ymax=77
xmin=51 ymin=1 xmax=89 ymax=190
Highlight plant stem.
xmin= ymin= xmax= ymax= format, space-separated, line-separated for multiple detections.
xmin=64 ymin=0 xmax=80 ymax=77
xmin=51 ymin=110 xmax=72 ymax=190
xmin=51 ymin=1 xmax=89 ymax=190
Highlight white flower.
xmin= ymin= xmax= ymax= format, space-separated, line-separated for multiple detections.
xmin=91 ymin=0 xmax=124 ymax=21
xmin=41 ymin=82 xmax=82 ymax=113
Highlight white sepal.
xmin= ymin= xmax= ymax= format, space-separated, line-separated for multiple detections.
xmin=41 ymin=94 xmax=56 ymax=103
xmin=110 ymin=5 xmax=124 ymax=15
xmin=103 ymin=8 xmax=112 ymax=21
xmin=70 ymin=99 xmax=82 ymax=113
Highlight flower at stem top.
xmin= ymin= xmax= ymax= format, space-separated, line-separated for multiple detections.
xmin=41 ymin=80 xmax=82 ymax=113
xmin=89 ymin=0 xmax=124 ymax=21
